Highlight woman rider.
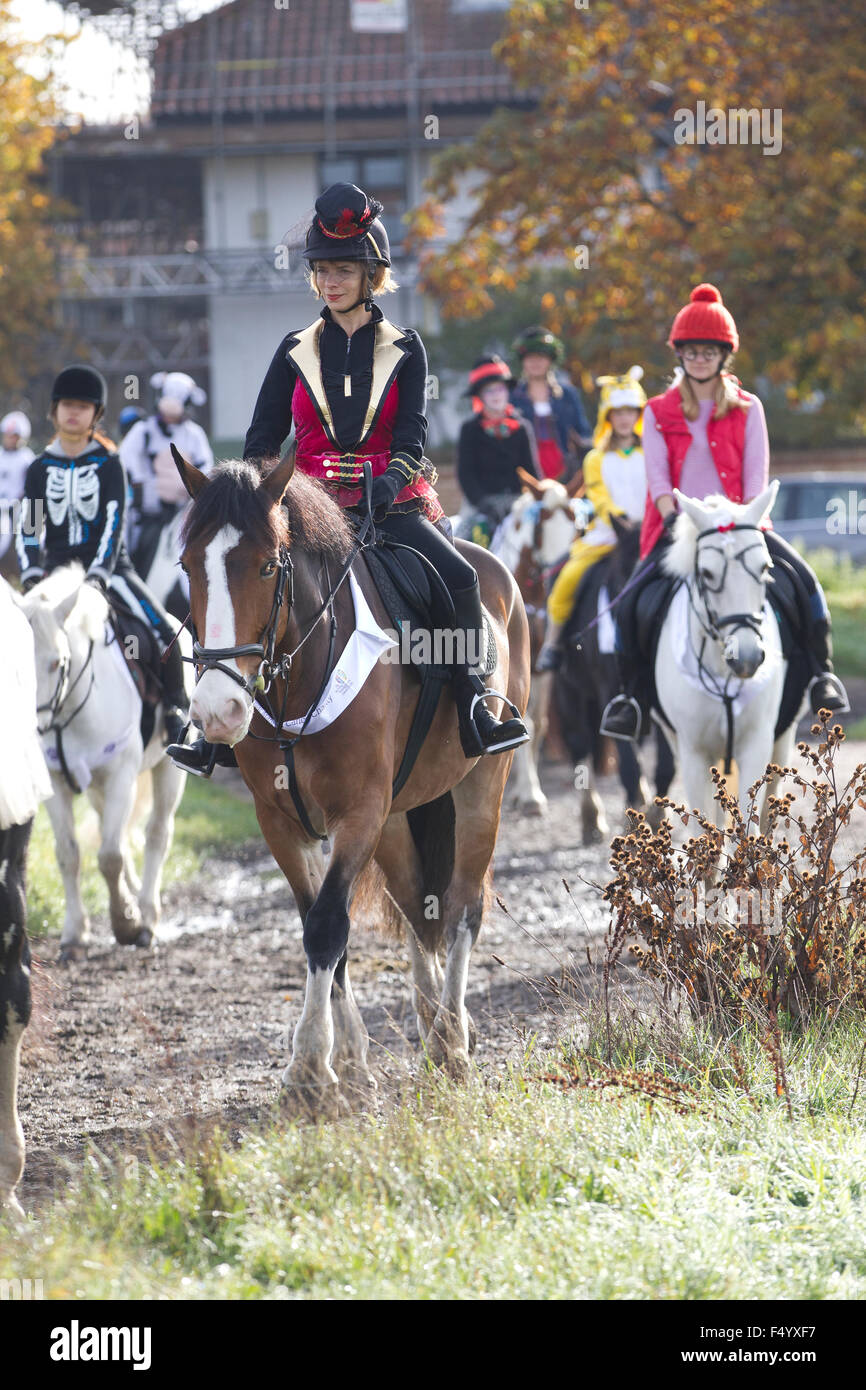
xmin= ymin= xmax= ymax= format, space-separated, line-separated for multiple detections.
xmin=600 ymin=284 xmax=849 ymax=741
xmin=169 ymin=183 xmax=529 ymax=776
xmin=456 ymin=355 xmax=541 ymax=547
xmin=510 ymin=326 xmax=592 ymax=482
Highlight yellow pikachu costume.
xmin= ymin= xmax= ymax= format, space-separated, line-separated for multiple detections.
xmin=538 ymin=368 xmax=648 ymax=667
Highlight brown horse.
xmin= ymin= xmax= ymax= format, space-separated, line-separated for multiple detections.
xmin=173 ymin=448 xmax=531 ymax=1112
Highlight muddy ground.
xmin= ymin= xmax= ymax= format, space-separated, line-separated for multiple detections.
xmin=18 ymin=720 xmax=866 ymax=1207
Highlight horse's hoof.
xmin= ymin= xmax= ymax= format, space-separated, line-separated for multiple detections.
xmin=645 ymin=803 xmax=666 ymax=831
xmin=581 ymin=823 xmax=605 ymax=846
xmin=518 ymin=798 xmax=547 ymax=818
xmin=278 ymin=1081 xmax=348 ymax=1122
xmin=467 ymin=1013 xmax=478 ymax=1055
xmin=134 ymin=927 xmax=155 ymax=950
xmin=112 ymin=912 xmax=143 ymax=946
xmin=425 ymin=1018 xmax=473 ymax=1079
xmin=59 ymin=942 xmax=86 ymax=964
xmin=0 ymin=1193 xmax=25 ymax=1225
xmin=334 ymin=1065 xmax=379 ymax=1112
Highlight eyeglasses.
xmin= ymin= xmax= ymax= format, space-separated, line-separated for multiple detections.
xmin=682 ymin=347 xmax=724 ymax=362
xmin=314 ymin=265 xmax=359 ymax=283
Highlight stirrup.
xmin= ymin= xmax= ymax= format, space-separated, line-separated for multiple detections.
xmin=166 ymin=730 xmax=218 ymax=779
xmin=466 ymin=686 xmax=530 ymax=757
xmin=807 ymin=672 xmax=850 ymax=715
xmin=599 ymin=694 xmax=642 ymax=743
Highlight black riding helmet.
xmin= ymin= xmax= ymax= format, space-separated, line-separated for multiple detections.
xmin=51 ymin=364 xmax=107 ymax=413
xmin=304 ymin=183 xmax=391 ymax=312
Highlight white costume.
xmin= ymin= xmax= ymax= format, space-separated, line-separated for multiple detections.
xmin=0 ymin=412 xmax=34 ymax=560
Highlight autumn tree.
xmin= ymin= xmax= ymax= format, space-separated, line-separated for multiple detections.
xmin=0 ymin=0 xmax=66 ymax=398
xmin=412 ymin=0 xmax=866 ymax=433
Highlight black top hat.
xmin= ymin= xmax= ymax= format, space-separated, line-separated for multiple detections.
xmin=51 ymin=364 xmax=107 ymax=410
xmin=303 ymin=183 xmax=391 ymax=266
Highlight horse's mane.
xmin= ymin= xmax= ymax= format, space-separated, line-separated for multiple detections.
xmin=183 ymin=460 xmax=355 ymax=564
xmin=24 ymin=564 xmax=107 ymax=642
xmin=662 ymin=494 xmax=759 ymax=579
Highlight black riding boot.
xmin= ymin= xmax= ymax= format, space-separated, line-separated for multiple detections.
xmin=161 ymin=631 xmax=238 ymax=777
xmin=451 ymin=581 xmax=530 ymax=757
xmin=805 ymin=619 xmax=849 ymax=714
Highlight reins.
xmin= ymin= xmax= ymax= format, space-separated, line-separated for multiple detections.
xmin=37 ymin=638 xmax=97 ymax=795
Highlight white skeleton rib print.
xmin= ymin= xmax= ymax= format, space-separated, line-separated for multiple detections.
xmin=45 ymin=464 xmax=101 ymax=547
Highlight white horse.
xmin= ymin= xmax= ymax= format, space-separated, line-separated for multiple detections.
xmin=0 ymin=578 xmax=52 ymax=1215
xmin=656 ymin=482 xmax=796 ymax=830
xmin=20 ymin=566 xmax=189 ymax=960
xmin=490 ymin=473 xmax=584 ymax=814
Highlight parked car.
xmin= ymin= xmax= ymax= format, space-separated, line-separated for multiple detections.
xmin=770 ymin=472 xmax=866 ymax=563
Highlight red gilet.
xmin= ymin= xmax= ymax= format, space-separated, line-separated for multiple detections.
xmin=639 ymin=383 xmax=751 ymax=558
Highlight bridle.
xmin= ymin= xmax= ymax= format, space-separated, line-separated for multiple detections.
xmin=181 ymin=467 xmax=377 ymax=735
xmin=685 ymin=520 xmax=771 ymax=774
xmin=689 ymin=522 xmax=769 ymax=648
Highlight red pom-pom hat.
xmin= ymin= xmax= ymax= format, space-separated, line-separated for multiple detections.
xmin=667 ymin=283 xmax=739 ymax=353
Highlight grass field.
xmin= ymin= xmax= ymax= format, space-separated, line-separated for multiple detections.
xmin=26 ymin=777 xmax=261 ymax=939
xmin=3 ymin=1014 xmax=866 ymax=1300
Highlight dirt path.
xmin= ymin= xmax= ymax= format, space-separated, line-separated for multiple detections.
xmin=18 ymin=732 xmax=866 ymax=1206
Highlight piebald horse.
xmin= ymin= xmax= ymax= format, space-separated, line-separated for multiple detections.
xmin=173 ymin=448 xmax=531 ymax=1111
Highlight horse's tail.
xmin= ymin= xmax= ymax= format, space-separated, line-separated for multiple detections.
xmin=407 ymin=792 xmax=456 ymax=905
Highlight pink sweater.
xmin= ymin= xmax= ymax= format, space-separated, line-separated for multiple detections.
xmin=643 ymin=393 xmax=769 ymax=504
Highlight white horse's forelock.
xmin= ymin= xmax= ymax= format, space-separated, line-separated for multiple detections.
xmin=661 ymin=493 xmax=757 ymax=579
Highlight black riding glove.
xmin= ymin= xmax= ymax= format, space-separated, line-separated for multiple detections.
xmin=85 ymin=571 xmax=108 ymax=593
xmin=662 ymin=510 xmax=678 ymax=533
xmin=369 ymin=467 xmax=405 ymax=519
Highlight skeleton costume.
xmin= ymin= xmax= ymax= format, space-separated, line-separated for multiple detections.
xmin=170 ymin=183 xmax=529 ymax=776
xmin=19 ymin=366 xmax=188 ymax=743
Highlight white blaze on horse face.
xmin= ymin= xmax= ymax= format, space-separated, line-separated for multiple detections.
xmin=189 ymin=525 xmax=254 ymax=745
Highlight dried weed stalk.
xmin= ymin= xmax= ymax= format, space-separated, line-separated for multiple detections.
xmin=604 ymin=716 xmax=866 ymax=1031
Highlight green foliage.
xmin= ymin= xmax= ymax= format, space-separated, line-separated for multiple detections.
xmin=4 ymin=1019 xmax=866 ymax=1299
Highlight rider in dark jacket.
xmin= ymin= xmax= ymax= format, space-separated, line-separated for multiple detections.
xmin=18 ymin=365 xmax=188 ymax=743
xmin=169 ymin=184 xmax=530 ymax=776
xmin=456 ymin=356 xmax=541 ymax=546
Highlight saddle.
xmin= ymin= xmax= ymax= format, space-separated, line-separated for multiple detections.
xmin=106 ymin=598 xmax=163 ymax=748
xmin=361 ymin=535 xmax=497 ymax=797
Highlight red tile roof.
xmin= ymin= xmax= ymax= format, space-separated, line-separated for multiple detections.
xmin=151 ymin=0 xmax=528 ymax=119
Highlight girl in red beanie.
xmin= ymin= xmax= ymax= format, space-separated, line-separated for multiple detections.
xmin=600 ymin=284 xmax=848 ymax=741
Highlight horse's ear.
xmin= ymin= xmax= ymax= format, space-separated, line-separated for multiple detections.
xmin=742 ymin=479 xmax=780 ymax=527
xmin=517 ymin=467 xmax=545 ymax=499
xmin=53 ymin=587 xmax=81 ymax=625
xmin=260 ymin=445 xmax=296 ymax=502
xmin=171 ymin=444 xmax=210 ymax=499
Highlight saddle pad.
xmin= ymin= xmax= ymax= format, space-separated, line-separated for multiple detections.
xmin=666 ymin=583 xmax=780 ymax=717
xmin=363 ymin=546 xmax=497 ymax=678
xmin=596 ymin=584 xmax=617 ymax=655
xmin=254 ymin=569 xmax=397 ymax=737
